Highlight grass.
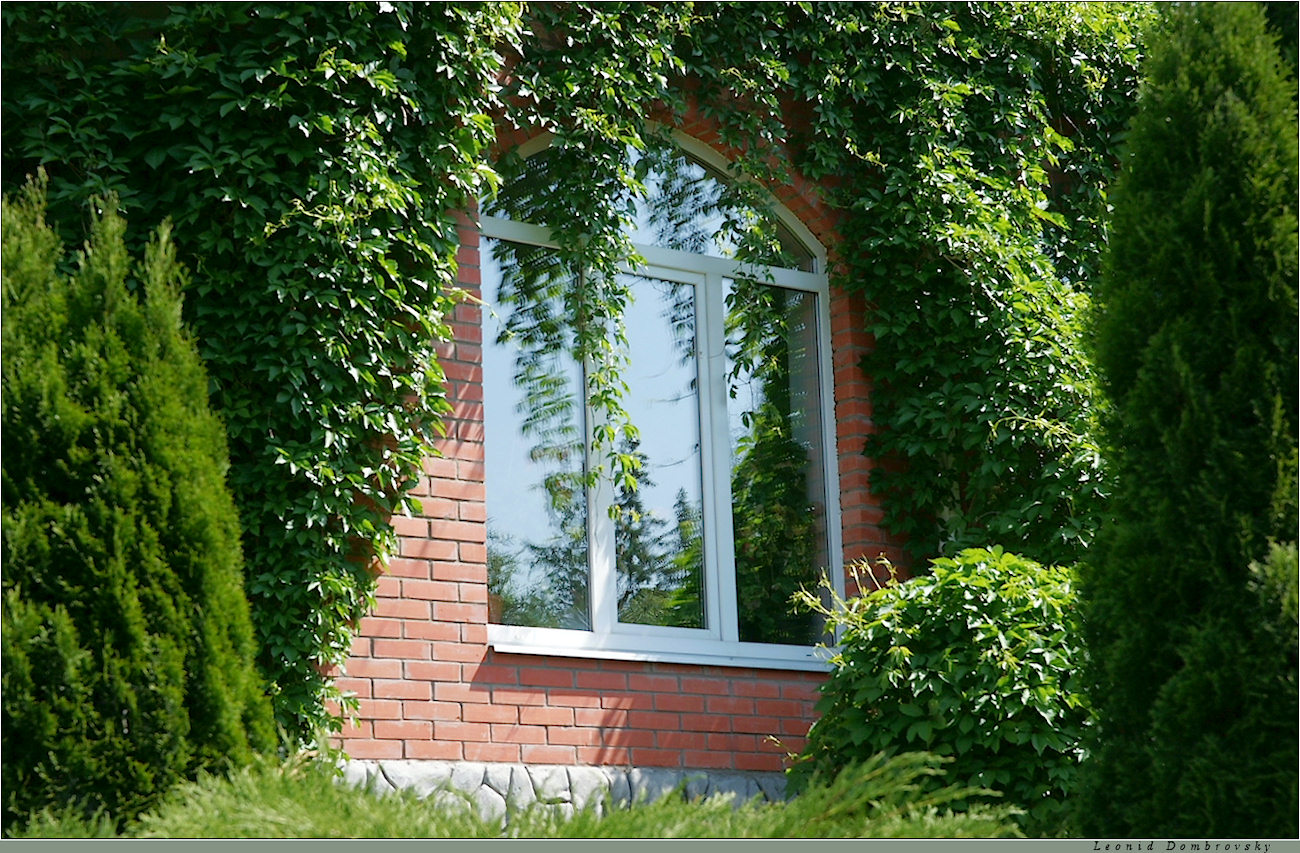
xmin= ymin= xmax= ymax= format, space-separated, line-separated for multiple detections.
xmin=9 ymin=751 xmax=1022 ymax=839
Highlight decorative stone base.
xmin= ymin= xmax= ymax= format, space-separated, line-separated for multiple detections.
xmin=340 ymin=760 xmax=788 ymax=824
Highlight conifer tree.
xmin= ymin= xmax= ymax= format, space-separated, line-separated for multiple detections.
xmin=1077 ymin=3 xmax=1298 ymax=836
xmin=1 ymin=177 xmax=276 ymax=830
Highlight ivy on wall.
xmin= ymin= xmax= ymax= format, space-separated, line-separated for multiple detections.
xmin=2 ymin=1 xmax=1148 ymax=742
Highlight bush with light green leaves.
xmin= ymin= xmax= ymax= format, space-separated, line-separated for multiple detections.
xmin=791 ymin=547 xmax=1092 ymax=837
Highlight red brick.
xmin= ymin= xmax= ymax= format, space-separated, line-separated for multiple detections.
xmin=601 ymin=729 xmax=655 ymax=748
xmin=408 ymin=740 xmax=463 ymax=760
xmin=393 ymin=515 xmax=429 ymax=537
xmin=781 ymin=683 xmax=821 ymax=702
xmin=375 ymin=575 xmax=402 ymax=597
xmin=576 ymin=671 xmax=627 ymax=691
xmin=373 ymin=598 xmax=431 ymax=620
xmin=345 ymin=740 xmax=403 ymax=760
xmin=435 ymin=721 xmax=490 ymax=742
xmin=735 ymin=753 xmax=783 ymax=772
xmin=654 ymin=694 xmax=705 ymax=713
xmin=400 ymin=538 xmax=458 ymax=561
xmin=459 ymin=501 xmax=487 ymax=523
xmin=432 ymin=561 xmax=486 ymax=583
xmin=548 ymin=727 xmax=601 ymax=746
xmin=519 ymin=667 xmax=573 ymax=688
xmin=431 ymin=642 xmax=485 ymax=663
xmin=756 ymin=699 xmax=803 ymax=717
xmin=492 ymin=688 xmax=544 ymax=706
xmin=386 ymin=558 xmax=432 ymax=579
xmin=492 ymin=724 xmax=547 ymax=744
xmin=403 ymin=621 xmax=460 ymax=642
xmin=681 ymin=715 xmax=731 ymax=733
xmin=732 ymin=680 xmax=782 ymax=699
xmin=600 ymin=693 xmax=654 ymax=710
xmin=356 ymin=698 xmax=403 ymax=720
xmin=465 ymin=743 xmax=520 ymax=762
xmin=435 ymin=602 xmax=486 ymax=623
xmin=656 ymin=731 xmax=708 ymax=750
xmin=522 ymin=745 xmax=577 ymax=764
xmin=628 ymin=711 xmax=680 ymax=730
xmin=357 ymin=617 xmax=403 ymax=639
xmin=334 ymin=677 xmax=372 ymax=699
xmin=731 ymin=716 xmax=779 ymax=735
xmin=706 ymin=697 xmax=754 ymax=716
xmin=519 ymin=706 xmax=574 ymax=726
xmin=402 ymin=579 xmax=458 ymax=601
xmin=683 ymin=751 xmax=734 ymax=770
xmin=780 ymin=718 xmax=813 ymax=736
xmin=404 ymin=660 xmax=462 ymax=682
xmin=463 ymin=704 xmax=518 ymax=724
xmin=402 ymin=701 xmax=461 ymax=721
xmin=465 ymin=663 xmax=518 ymax=685
xmin=374 ymin=720 xmax=432 ymax=740
xmin=631 ymin=749 xmax=681 ymax=768
xmin=420 ymin=497 xmax=459 ymax=520
xmin=372 ymin=639 xmax=431 ymax=660
xmin=547 ymin=690 xmax=602 ymax=708
xmin=460 ymin=621 xmax=488 ymax=644
xmin=578 ymin=746 xmax=629 ymax=765
xmin=373 ymin=679 xmax=432 ymax=701
xmin=337 ymin=718 xmax=372 ymax=738
xmin=681 ymin=677 xmax=730 ymax=695
xmin=437 ymin=682 xmax=492 ymax=704
xmin=346 ymin=659 xmax=402 ymax=679
xmin=459 ymin=542 xmax=487 ymax=563
xmin=575 ymin=708 xmax=627 ymax=727
xmin=628 ymin=674 xmax=679 ymax=692
xmin=707 ymin=733 xmax=758 ymax=752
xmin=433 ymin=520 xmax=484 ymax=544
xmin=459 ymin=583 xmax=489 ymax=604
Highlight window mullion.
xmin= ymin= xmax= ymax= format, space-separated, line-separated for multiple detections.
xmin=702 ymin=271 xmax=740 ymax=644
xmin=585 ymin=350 xmax=619 ymax=637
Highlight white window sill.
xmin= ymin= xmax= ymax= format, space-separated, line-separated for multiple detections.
xmin=486 ymin=624 xmax=835 ymax=672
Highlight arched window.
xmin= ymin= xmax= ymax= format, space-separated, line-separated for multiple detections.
xmin=481 ymin=132 xmax=840 ymax=669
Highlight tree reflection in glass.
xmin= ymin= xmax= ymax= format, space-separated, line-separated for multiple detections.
xmin=614 ymin=274 xmax=704 ymax=630
xmin=483 ymin=237 xmax=590 ymax=629
xmin=483 ymin=136 xmax=828 ymax=644
xmin=725 ymin=278 xmax=827 ymax=646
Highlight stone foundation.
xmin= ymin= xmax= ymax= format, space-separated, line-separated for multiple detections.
xmin=341 ymin=759 xmax=788 ymax=823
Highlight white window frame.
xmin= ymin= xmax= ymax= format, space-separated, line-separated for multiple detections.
xmin=481 ymin=132 xmax=843 ymax=672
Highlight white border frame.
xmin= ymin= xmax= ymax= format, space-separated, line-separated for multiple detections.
xmin=480 ymin=132 xmax=843 ymax=672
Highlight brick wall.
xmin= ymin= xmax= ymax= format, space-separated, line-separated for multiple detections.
xmin=334 ymin=108 xmax=903 ymax=771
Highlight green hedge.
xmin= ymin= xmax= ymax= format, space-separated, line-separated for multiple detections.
xmin=791 ymin=547 xmax=1093 ymax=836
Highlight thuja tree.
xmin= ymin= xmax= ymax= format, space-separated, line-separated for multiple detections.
xmin=1076 ymin=2 xmax=1298 ymax=837
xmin=1 ymin=179 xmax=276 ymax=830
xmin=3 ymin=2 xmax=1146 ymax=738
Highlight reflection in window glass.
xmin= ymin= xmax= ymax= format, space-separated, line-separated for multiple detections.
xmin=484 ymin=238 xmax=590 ymax=630
xmin=614 ymin=275 xmax=705 ymax=630
xmin=486 ymin=138 xmax=815 ymax=272
xmin=725 ymin=278 xmax=827 ymax=645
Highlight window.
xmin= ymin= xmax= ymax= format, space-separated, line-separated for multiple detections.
xmin=481 ymin=134 xmax=840 ymax=670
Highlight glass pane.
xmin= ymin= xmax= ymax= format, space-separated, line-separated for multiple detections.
xmin=613 ymin=274 xmax=706 ymax=629
xmin=484 ymin=238 xmax=590 ymax=630
xmin=629 ymin=144 xmax=816 ymax=272
xmin=725 ymin=278 xmax=828 ymax=645
xmin=485 ymin=139 xmax=816 ymax=272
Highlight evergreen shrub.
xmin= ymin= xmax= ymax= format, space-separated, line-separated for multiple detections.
xmin=1076 ymin=1 xmax=1299 ymax=837
xmin=1 ymin=177 xmax=276 ymax=831
xmin=791 ymin=547 xmax=1092 ymax=836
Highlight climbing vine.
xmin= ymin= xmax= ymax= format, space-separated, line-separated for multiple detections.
xmin=2 ymin=1 xmax=1149 ymax=742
